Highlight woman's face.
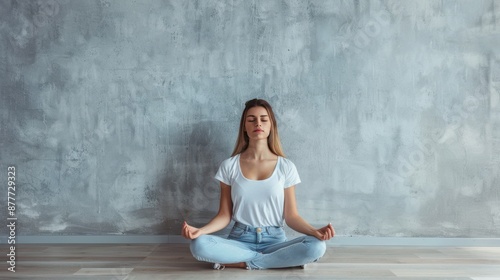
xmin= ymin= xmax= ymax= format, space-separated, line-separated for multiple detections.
xmin=244 ymin=106 xmax=272 ymax=141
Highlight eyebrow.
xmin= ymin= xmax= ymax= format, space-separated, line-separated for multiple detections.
xmin=246 ymin=114 xmax=268 ymax=118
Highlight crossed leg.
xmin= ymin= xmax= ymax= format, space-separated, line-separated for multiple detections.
xmin=190 ymin=235 xmax=326 ymax=270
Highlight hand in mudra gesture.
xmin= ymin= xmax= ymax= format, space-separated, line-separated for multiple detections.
xmin=314 ymin=223 xmax=335 ymax=241
xmin=181 ymin=221 xmax=203 ymax=240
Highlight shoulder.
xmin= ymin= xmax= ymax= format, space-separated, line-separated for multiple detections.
xmin=215 ymin=155 xmax=240 ymax=184
xmin=278 ymin=156 xmax=301 ymax=186
xmin=218 ymin=155 xmax=239 ymax=171
xmin=278 ymin=156 xmax=299 ymax=172
xmin=279 ymin=156 xmax=296 ymax=167
xmin=220 ymin=155 xmax=238 ymax=165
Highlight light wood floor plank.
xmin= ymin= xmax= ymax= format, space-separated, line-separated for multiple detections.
xmin=1 ymin=244 xmax=499 ymax=279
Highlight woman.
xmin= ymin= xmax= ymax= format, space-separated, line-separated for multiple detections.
xmin=182 ymin=98 xmax=335 ymax=270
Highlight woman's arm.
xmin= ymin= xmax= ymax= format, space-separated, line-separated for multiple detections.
xmin=182 ymin=182 xmax=233 ymax=239
xmin=284 ymin=186 xmax=335 ymax=241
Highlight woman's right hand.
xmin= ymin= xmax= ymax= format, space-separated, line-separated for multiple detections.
xmin=181 ymin=221 xmax=203 ymax=239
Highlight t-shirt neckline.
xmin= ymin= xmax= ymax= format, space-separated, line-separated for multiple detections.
xmin=237 ymin=154 xmax=280 ymax=182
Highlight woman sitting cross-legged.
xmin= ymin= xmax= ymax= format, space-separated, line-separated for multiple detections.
xmin=181 ymin=98 xmax=335 ymax=270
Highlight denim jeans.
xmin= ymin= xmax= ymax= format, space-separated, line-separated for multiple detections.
xmin=190 ymin=222 xmax=326 ymax=270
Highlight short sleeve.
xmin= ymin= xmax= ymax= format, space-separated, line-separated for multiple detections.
xmin=284 ymin=159 xmax=301 ymax=188
xmin=214 ymin=159 xmax=231 ymax=186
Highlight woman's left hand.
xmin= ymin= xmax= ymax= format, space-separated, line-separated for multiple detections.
xmin=314 ymin=223 xmax=335 ymax=241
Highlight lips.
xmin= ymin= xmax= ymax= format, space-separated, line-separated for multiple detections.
xmin=253 ymin=129 xmax=264 ymax=133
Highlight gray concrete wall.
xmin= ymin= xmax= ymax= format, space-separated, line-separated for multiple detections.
xmin=1 ymin=0 xmax=499 ymax=238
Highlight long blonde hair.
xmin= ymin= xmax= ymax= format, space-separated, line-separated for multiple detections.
xmin=231 ymin=98 xmax=286 ymax=157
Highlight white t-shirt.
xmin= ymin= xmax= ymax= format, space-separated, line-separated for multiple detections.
xmin=214 ymin=154 xmax=301 ymax=227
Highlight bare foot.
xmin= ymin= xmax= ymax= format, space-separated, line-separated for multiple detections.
xmin=222 ymin=262 xmax=247 ymax=269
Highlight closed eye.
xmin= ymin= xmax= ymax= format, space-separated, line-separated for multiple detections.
xmin=246 ymin=115 xmax=269 ymax=122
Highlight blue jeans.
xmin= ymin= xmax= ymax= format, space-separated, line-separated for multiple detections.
xmin=190 ymin=222 xmax=326 ymax=270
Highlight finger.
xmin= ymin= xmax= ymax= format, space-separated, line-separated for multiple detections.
xmin=184 ymin=225 xmax=193 ymax=239
xmin=325 ymin=229 xmax=331 ymax=240
xmin=319 ymin=233 xmax=326 ymax=241
xmin=320 ymin=226 xmax=329 ymax=239
xmin=185 ymin=225 xmax=193 ymax=235
xmin=185 ymin=228 xmax=193 ymax=239
xmin=318 ymin=227 xmax=329 ymax=240
xmin=326 ymin=224 xmax=334 ymax=237
xmin=330 ymin=224 xmax=336 ymax=237
xmin=325 ymin=228 xmax=333 ymax=240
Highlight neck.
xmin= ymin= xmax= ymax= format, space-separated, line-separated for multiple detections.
xmin=244 ymin=140 xmax=274 ymax=160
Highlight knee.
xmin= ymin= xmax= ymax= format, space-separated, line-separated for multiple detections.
xmin=189 ymin=235 xmax=207 ymax=257
xmin=189 ymin=235 xmax=212 ymax=260
xmin=304 ymin=236 xmax=326 ymax=260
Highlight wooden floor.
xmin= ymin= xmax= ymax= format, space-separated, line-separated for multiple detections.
xmin=1 ymin=244 xmax=500 ymax=279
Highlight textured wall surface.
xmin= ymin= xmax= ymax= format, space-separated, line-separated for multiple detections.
xmin=1 ymin=0 xmax=499 ymax=238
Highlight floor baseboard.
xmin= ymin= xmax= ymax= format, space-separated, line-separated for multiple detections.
xmin=2 ymin=235 xmax=500 ymax=246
